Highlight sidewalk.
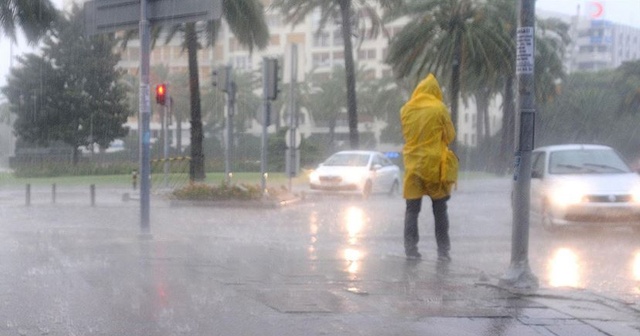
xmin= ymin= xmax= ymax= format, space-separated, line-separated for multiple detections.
xmin=0 ymin=187 xmax=638 ymax=335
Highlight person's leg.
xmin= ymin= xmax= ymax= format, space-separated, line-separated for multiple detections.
xmin=432 ymin=196 xmax=451 ymax=260
xmin=404 ymin=198 xmax=422 ymax=258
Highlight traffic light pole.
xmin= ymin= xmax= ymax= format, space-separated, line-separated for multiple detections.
xmin=260 ymin=58 xmax=278 ymax=195
xmin=224 ymin=66 xmax=235 ymax=184
xmin=138 ymin=0 xmax=151 ymax=236
xmin=499 ymin=0 xmax=538 ymax=291
xmin=163 ymin=97 xmax=169 ymax=188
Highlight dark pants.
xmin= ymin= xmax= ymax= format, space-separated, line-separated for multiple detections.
xmin=404 ymin=196 xmax=450 ymax=256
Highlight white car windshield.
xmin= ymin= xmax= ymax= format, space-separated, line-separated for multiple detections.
xmin=549 ymin=149 xmax=631 ymax=174
xmin=323 ymin=153 xmax=370 ymax=167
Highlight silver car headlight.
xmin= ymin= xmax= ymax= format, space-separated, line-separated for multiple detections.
xmin=549 ymin=182 xmax=587 ymax=207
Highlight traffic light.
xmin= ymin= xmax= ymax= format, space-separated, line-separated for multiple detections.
xmin=265 ymin=58 xmax=279 ymax=101
xmin=155 ymin=84 xmax=167 ymax=105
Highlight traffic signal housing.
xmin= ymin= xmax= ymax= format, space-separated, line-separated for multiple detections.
xmin=265 ymin=58 xmax=279 ymax=101
xmin=155 ymin=84 xmax=167 ymax=105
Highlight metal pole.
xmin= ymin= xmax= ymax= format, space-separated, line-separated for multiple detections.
xmin=261 ymin=59 xmax=270 ymax=195
xmin=139 ymin=0 xmax=152 ymax=235
xmin=90 ymin=184 xmax=96 ymax=207
xmin=287 ymin=44 xmax=298 ymax=191
xmin=224 ymin=66 xmax=234 ymax=184
xmin=26 ymin=184 xmax=31 ymax=206
xmin=499 ymin=0 xmax=538 ymax=291
xmin=52 ymin=183 xmax=56 ymax=204
xmin=163 ymin=99 xmax=169 ymax=188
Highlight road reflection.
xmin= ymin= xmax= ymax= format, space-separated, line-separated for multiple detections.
xmin=343 ymin=206 xmax=365 ymax=279
xmin=547 ymin=248 xmax=581 ymax=288
xmin=344 ymin=248 xmax=361 ymax=274
xmin=633 ymin=251 xmax=640 ymax=282
xmin=345 ymin=206 xmax=365 ymax=245
xmin=308 ymin=210 xmax=319 ymax=264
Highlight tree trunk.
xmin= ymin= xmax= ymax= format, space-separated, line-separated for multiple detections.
xmin=339 ymin=0 xmax=359 ymax=149
xmin=329 ymin=118 xmax=337 ymax=153
xmin=450 ymin=33 xmax=461 ymax=153
xmin=186 ymin=23 xmax=205 ymax=181
xmin=475 ymin=89 xmax=490 ymax=147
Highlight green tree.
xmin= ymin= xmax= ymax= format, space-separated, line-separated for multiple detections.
xmin=306 ymin=67 xmax=350 ymax=152
xmin=272 ymin=0 xmax=401 ymax=150
xmin=2 ymin=7 xmax=130 ymax=164
xmin=537 ymin=70 xmax=640 ymax=157
xmin=615 ymin=60 xmax=640 ymax=114
xmin=1 ymin=0 xmax=57 ymax=42
xmin=149 ymin=0 xmax=269 ymax=181
xmin=357 ymin=75 xmax=406 ymax=145
xmin=385 ymin=0 xmax=512 ymax=152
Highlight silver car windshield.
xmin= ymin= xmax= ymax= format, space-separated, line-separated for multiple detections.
xmin=549 ymin=149 xmax=631 ymax=174
xmin=323 ymin=153 xmax=370 ymax=167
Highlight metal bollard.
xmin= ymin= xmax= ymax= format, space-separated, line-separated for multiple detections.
xmin=26 ymin=184 xmax=31 ymax=206
xmin=90 ymin=184 xmax=96 ymax=207
xmin=132 ymin=170 xmax=138 ymax=190
xmin=52 ymin=183 xmax=56 ymax=204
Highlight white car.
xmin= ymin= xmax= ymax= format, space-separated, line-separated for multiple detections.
xmin=530 ymin=144 xmax=640 ymax=232
xmin=308 ymin=150 xmax=401 ymax=198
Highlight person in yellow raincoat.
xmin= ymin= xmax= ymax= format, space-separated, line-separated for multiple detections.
xmin=401 ymin=73 xmax=458 ymax=261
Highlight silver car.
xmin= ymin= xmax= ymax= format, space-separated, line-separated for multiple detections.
xmin=308 ymin=150 xmax=401 ymax=198
xmin=530 ymin=144 xmax=640 ymax=232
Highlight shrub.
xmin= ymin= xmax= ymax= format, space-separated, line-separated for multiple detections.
xmin=171 ymin=181 xmax=292 ymax=201
xmin=171 ymin=182 xmax=262 ymax=201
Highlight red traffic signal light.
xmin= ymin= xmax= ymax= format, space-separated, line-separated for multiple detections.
xmin=155 ymin=84 xmax=167 ymax=105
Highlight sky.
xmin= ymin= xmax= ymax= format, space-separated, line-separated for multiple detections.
xmin=1 ymin=0 xmax=640 ymax=90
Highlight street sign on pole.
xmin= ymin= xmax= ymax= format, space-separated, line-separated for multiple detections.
xmin=84 ymin=0 xmax=222 ymax=35
xmin=499 ymin=0 xmax=539 ymax=292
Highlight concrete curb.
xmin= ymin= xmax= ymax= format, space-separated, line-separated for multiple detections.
xmin=167 ymin=196 xmax=304 ymax=208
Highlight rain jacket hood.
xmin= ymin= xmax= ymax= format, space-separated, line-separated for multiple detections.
xmin=401 ymin=74 xmax=458 ymax=199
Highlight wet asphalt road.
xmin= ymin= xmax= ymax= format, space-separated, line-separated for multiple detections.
xmin=0 ymin=177 xmax=638 ymax=335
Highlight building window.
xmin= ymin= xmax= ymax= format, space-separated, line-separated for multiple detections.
xmin=232 ymin=56 xmax=251 ymax=70
xmin=266 ymin=14 xmax=282 ymax=27
xmin=312 ymin=52 xmax=330 ymax=68
xmin=357 ymin=49 xmax=376 ymax=60
xmin=313 ymin=32 xmax=330 ymax=47
xmin=333 ymin=30 xmax=344 ymax=46
xmin=269 ymin=35 xmax=281 ymax=46
xmin=229 ymin=38 xmax=248 ymax=52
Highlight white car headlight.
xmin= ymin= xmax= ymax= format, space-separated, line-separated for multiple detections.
xmin=309 ymin=171 xmax=319 ymax=183
xmin=549 ymin=182 xmax=586 ymax=206
xmin=631 ymin=186 xmax=640 ymax=203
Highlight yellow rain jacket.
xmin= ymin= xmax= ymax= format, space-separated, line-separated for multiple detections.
xmin=401 ymin=74 xmax=458 ymax=200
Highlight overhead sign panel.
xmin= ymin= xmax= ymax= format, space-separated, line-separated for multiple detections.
xmin=84 ymin=0 xmax=222 ymax=35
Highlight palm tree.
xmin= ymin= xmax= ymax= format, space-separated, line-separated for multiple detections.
xmin=1 ymin=0 xmax=57 ymax=43
xmin=272 ymin=0 xmax=401 ymax=150
xmin=385 ymin=0 xmax=512 ymax=152
xmin=149 ymin=0 xmax=269 ymax=181
xmin=306 ymin=67 xmax=349 ymax=152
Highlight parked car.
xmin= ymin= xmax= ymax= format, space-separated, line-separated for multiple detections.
xmin=530 ymin=144 xmax=640 ymax=232
xmin=308 ymin=150 xmax=400 ymax=198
